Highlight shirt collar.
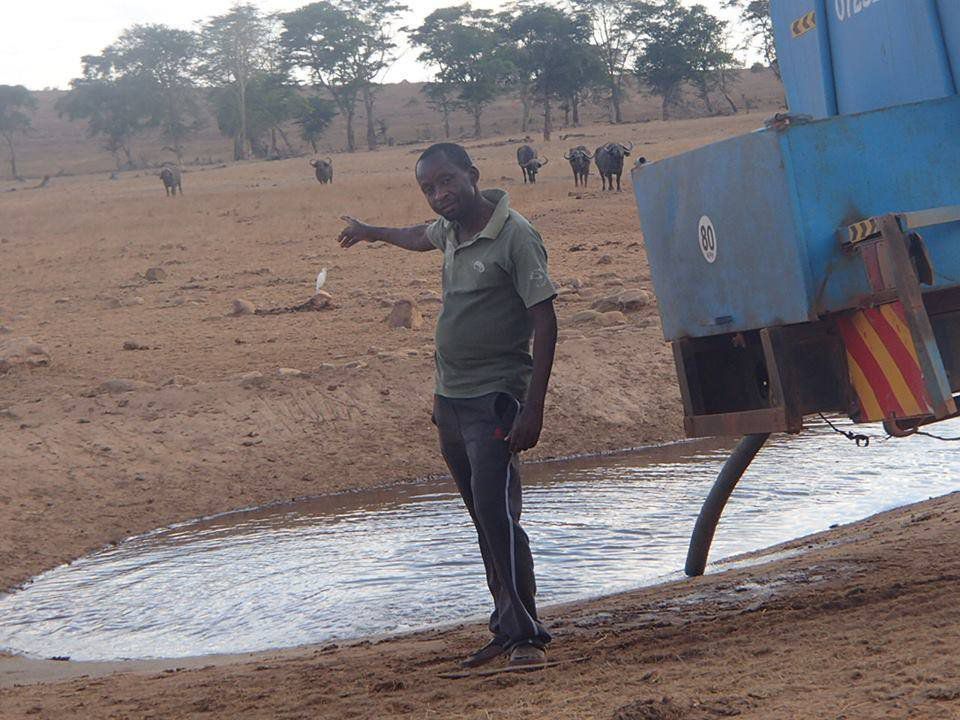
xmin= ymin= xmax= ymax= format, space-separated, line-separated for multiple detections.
xmin=475 ymin=189 xmax=510 ymax=241
xmin=448 ymin=189 xmax=509 ymax=249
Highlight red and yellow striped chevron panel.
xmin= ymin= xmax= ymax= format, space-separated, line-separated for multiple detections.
xmin=836 ymin=302 xmax=934 ymax=423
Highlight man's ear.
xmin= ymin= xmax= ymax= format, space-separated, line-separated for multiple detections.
xmin=469 ymin=165 xmax=480 ymax=186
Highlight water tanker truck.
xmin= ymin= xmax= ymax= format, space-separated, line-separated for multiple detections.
xmin=631 ymin=0 xmax=960 ymax=574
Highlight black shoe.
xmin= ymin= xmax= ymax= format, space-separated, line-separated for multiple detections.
xmin=507 ymin=642 xmax=546 ymax=668
xmin=459 ymin=640 xmax=507 ymax=669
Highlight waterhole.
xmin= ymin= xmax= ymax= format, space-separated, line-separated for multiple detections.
xmin=1 ymin=420 xmax=957 ymax=661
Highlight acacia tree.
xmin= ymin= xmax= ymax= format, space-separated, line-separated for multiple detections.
xmin=573 ymin=0 xmax=641 ymax=124
xmin=56 ymin=71 xmax=153 ymax=169
xmin=407 ymin=5 xmax=468 ymax=140
xmin=684 ymin=7 xmax=736 ymax=113
xmin=281 ymin=0 xmax=406 ymax=153
xmin=509 ymin=6 xmax=596 ymax=140
xmin=295 ymin=95 xmax=339 ymax=152
xmin=198 ymin=4 xmax=274 ymax=160
xmin=354 ymin=0 xmax=408 ymax=151
xmin=212 ymin=73 xmax=301 ymax=158
xmin=408 ymin=5 xmax=510 ymax=139
xmin=96 ymin=25 xmax=203 ymax=162
xmin=633 ymin=0 xmax=733 ymax=119
xmin=422 ymin=81 xmax=456 ymax=139
xmin=0 ymin=85 xmax=37 ymax=180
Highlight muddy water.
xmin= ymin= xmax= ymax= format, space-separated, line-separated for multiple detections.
xmin=1 ymin=420 xmax=958 ymax=661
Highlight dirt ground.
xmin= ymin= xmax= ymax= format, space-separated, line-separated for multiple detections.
xmin=4 ymin=492 xmax=960 ymax=719
xmin=2 ymin=111 xmax=959 ymax=718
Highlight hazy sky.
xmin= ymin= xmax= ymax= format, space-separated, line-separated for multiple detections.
xmin=2 ymin=1 xmax=745 ymax=91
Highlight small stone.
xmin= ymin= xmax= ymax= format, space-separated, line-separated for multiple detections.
xmin=96 ymin=378 xmax=145 ymax=395
xmin=122 ymin=340 xmax=149 ymax=351
xmin=145 ymin=267 xmax=167 ymax=282
xmin=591 ymin=296 xmax=622 ymax=313
xmin=385 ymin=298 xmax=423 ymax=330
xmin=571 ymin=310 xmax=603 ymax=324
xmin=597 ymin=254 xmax=613 ymax=265
xmin=0 ymin=325 xmax=11 ymax=334
xmin=238 ymin=371 xmax=269 ymax=389
xmin=598 ymin=311 xmax=628 ymax=326
xmin=54 ymin=297 xmax=70 ymax=304
xmin=560 ymin=277 xmax=584 ymax=289
xmin=277 ymin=367 xmax=307 ymax=378
xmin=304 ymin=291 xmax=334 ymax=310
xmin=162 ymin=375 xmax=197 ymax=387
xmin=0 ymin=337 xmax=51 ymax=374
xmin=619 ymin=288 xmax=650 ymax=311
xmin=125 ymin=296 xmax=145 ymax=307
xmin=231 ymin=299 xmax=256 ymax=316
xmin=344 ymin=360 xmax=368 ymax=369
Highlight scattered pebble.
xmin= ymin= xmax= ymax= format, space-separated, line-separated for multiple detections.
xmin=162 ymin=375 xmax=197 ymax=387
xmin=122 ymin=340 xmax=150 ymax=351
xmin=385 ymin=298 xmax=423 ymax=330
xmin=277 ymin=367 xmax=308 ymax=378
xmin=0 ymin=337 xmax=51 ymax=374
xmin=145 ymin=267 xmax=167 ymax=282
xmin=95 ymin=378 xmax=146 ymax=395
xmin=598 ymin=311 xmax=628 ymax=326
xmin=231 ymin=299 xmax=256 ymax=316
xmin=238 ymin=371 xmax=269 ymax=389
xmin=571 ymin=310 xmax=603 ymax=324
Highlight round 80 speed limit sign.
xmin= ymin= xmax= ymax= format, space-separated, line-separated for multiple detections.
xmin=698 ymin=215 xmax=717 ymax=263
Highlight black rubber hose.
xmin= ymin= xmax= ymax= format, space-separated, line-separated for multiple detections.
xmin=684 ymin=433 xmax=770 ymax=577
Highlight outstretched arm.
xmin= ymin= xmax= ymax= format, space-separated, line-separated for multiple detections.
xmin=507 ymin=299 xmax=558 ymax=453
xmin=337 ymin=215 xmax=435 ymax=252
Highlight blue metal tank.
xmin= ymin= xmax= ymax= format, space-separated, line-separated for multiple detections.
xmin=632 ymin=94 xmax=960 ymax=342
xmin=772 ymin=0 xmax=958 ymax=118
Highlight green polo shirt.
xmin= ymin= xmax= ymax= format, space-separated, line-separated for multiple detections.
xmin=426 ymin=189 xmax=557 ymax=400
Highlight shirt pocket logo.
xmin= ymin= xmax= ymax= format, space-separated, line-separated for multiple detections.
xmin=473 ymin=260 xmax=486 ymax=273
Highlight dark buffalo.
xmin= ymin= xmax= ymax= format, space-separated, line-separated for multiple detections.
xmin=594 ymin=142 xmax=634 ymax=191
xmin=310 ymin=157 xmax=333 ymax=184
xmin=516 ymin=144 xmax=548 ymax=183
xmin=563 ymin=145 xmax=593 ymax=187
xmin=159 ymin=165 xmax=182 ymax=196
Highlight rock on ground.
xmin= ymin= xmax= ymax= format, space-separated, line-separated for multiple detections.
xmin=231 ymin=299 xmax=256 ymax=316
xmin=385 ymin=299 xmax=423 ymax=330
xmin=0 ymin=337 xmax=50 ymax=373
xmin=145 ymin=267 xmax=167 ymax=282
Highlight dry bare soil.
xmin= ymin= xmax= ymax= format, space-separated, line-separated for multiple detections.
xmin=2 ymin=102 xmax=959 ymax=718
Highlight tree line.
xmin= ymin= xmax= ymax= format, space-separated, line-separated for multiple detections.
xmin=0 ymin=0 xmax=775 ymax=177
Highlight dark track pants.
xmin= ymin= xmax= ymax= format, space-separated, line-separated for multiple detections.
xmin=433 ymin=392 xmax=551 ymax=650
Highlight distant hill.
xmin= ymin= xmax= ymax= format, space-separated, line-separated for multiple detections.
xmin=7 ymin=69 xmax=784 ymax=178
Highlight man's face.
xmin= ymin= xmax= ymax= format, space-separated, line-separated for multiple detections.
xmin=416 ymin=153 xmax=480 ymax=222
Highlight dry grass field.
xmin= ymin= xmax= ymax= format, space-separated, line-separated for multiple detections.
xmin=4 ymin=76 xmax=960 ymax=719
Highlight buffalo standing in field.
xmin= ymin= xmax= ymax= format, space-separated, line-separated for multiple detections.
xmin=564 ymin=145 xmax=593 ymax=187
xmin=516 ymin=144 xmax=548 ymax=183
xmin=310 ymin=157 xmax=333 ymax=184
xmin=159 ymin=165 xmax=182 ymax=196
xmin=594 ymin=142 xmax=634 ymax=191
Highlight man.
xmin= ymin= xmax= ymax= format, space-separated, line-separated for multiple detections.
xmin=336 ymin=143 xmax=557 ymax=668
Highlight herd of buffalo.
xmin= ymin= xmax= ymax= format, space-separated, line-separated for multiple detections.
xmin=516 ymin=142 xmax=644 ymax=191
xmin=158 ymin=141 xmax=645 ymax=196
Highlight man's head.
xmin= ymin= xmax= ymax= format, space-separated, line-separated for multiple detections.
xmin=415 ymin=143 xmax=481 ymax=222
